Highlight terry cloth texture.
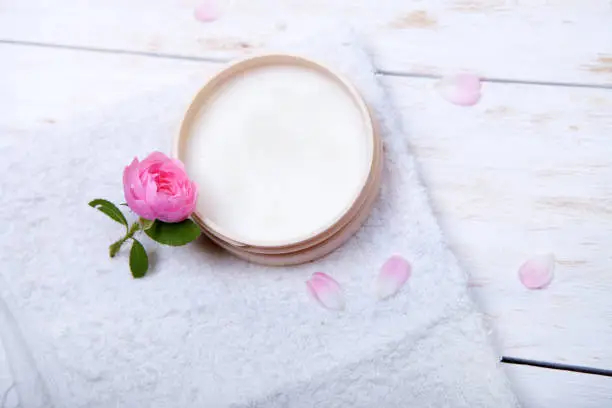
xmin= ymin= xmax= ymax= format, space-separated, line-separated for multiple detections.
xmin=0 ymin=34 xmax=519 ymax=408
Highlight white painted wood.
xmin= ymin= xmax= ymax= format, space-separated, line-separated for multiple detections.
xmin=0 ymin=45 xmax=214 ymax=132
xmin=1 ymin=1 xmax=611 ymax=85
xmin=386 ymin=76 xmax=612 ymax=369
xmin=2 ymin=40 xmax=612 ymax=406
xmin=504 ymin=364 xmax=612 ymax=407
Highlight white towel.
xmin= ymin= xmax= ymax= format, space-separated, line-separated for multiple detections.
xmin=0 ymin=35 xmax=519 ymax=407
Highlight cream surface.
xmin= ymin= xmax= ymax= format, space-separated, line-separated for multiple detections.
xmin=185 ymin=64 xmax=371 ymax=245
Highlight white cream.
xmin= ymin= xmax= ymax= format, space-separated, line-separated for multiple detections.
xmin=184 ymin=64 xmax=371 ymax=246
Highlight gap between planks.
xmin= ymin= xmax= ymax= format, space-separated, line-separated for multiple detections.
xmin=2 ymin=39 xmax=612 ymax=91
xmin=502 ymin=357 xmax=612 ymax=378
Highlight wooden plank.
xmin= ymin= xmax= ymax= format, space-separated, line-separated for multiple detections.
xmin=385 ymin=74 xmax=612 ymax=369
xmin=1 ymin=1 xmax=612 ymax=85
xmin=504 ymin=364 xmax=612 ymax=407
xmin=0 ymin=44 xmax=214 ymax=132
xmin=2 ymin=45 xmax=611 ymax=405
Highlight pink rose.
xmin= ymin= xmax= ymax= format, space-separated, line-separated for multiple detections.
xmin=123 ymin=152 xmax=198 ymax=223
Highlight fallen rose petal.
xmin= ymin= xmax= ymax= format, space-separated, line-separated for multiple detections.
xmin=377 ymin=255 xmax=412 ymax=300
xmin=306 ymin=272 xmax=345 ymax=311
xmin=518 ymin=254 xmax=555 ymax=289
xmin=436 ymin=73 xmax=482 ymax=106
xmin=194 ymin=1 xmax=218 ymax=22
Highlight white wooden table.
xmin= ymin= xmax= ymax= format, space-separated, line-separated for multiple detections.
xmin=1 ymin=1 xmax=611 ymax=406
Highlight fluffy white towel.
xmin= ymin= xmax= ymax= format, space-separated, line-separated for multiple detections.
xmin=0 ymin=36 xmax=519 ymax=407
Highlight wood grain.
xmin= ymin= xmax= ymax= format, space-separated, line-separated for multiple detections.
xmin=385 ymin=75 xmax=612 ymax=369
xmin=0 ymin=45 xmax=214 ymax=132
xmin=1 ymin=0 xmax=612 ymax=85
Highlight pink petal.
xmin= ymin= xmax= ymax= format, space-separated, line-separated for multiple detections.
xmin=436 ymin=74 xmax=482 ymax=106
xmin=518 ymin=254 xmax=555 ymax=289
xmin=171 ymin=158 xmax=186 ymax=171
xmin=377 ymin=255 xmax=412 ymax=300
xmin=194 ymin=1 xmax=219 ymax=23
xmin=305 ymin=272 xmax=345 ymax=311
xmin=139 ymin=151 xmax=170 ymax=168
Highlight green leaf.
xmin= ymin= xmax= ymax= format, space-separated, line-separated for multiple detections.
xmin=89 ymin=199 xmax=128 ymax=229
xmin=144 ymin=219 xmax=201 ymax=246
xmin=129 ymin=239 xmax=148 ymax=278
xmin=109 ymin=239 xmax=124 ymax=258
xmin=140 ymin=218 xmax=155 ymax=231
